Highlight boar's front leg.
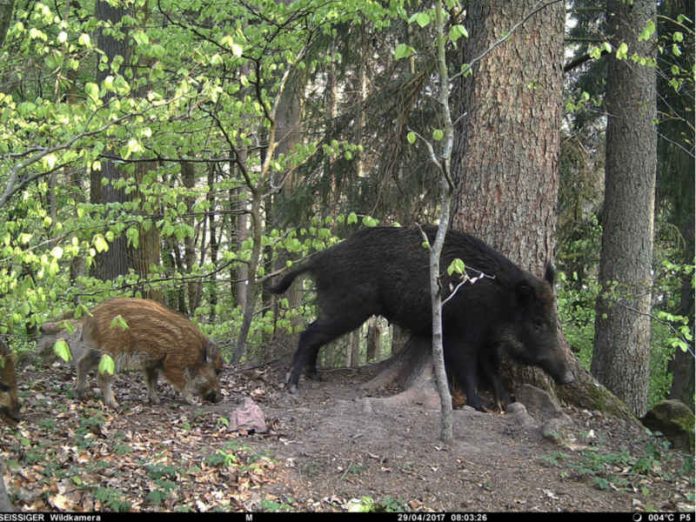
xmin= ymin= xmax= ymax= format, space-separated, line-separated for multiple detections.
xmin=75 ymin=350 xmax=100 ymax=400
xmin=144 ymin=366 xmax=161 ymax=404
xmin=97 ymin=370 xmax=119 ymax=409
xmin=162 ymin=364 xmax=196 ymax=405
xmin=479 ymin=349 xmax=510 ymax=412
xmin=444 ymin=342 xmax=484 ymax=411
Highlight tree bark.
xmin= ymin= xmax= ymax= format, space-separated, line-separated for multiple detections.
xmin=181 ymin=161 xmax=201 ymax=312
xmin=450 ymin=0 xmax=565 ymax=394
xmin=0 ymin=0 xmax=15 ymax=48
xmin=591 ymin=0 xmax=657 ymax=417
xmin=90 ymin=0 xmax=130 ymax=281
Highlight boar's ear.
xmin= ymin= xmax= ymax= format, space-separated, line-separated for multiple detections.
xmin=544 ymin=262 xmax=556 ymax=288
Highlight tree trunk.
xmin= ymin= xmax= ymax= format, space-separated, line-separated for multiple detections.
xmin=182 ymin=161 xmax=201 ymax=312
xmin=366 ymin=317 xmax=381 ymax=362
xmin=90 ymin=0 xmax=130 ymax=281
xmin=207 ymin=164 xmax=218 ymax=320
xmin=591 ymin=0 xmax=657 ymax=418
xmin=128 ymin=160 xmax=162 ymax=302
xmin=450 ymin=0 xmax=565 ymax=395
xmin=0 ymin=0 xmax=15 ymax=48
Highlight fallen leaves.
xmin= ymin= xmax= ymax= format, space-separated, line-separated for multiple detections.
xmin=0 ymin=363 xmax=282 ymax=512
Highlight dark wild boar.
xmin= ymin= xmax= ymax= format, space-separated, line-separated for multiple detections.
xmin=270 ymin=226 xmax=574 ymax=409
xmin=73 ymin=298 xmax=223 ymax=408
xmin=0 ymin=339 xmax=20 ymax=424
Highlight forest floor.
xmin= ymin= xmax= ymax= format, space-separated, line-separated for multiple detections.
xmin=1 ymin=353 xmax=694 ymax=513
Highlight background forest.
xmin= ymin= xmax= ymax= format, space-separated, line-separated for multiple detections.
xmin=0 ymin=0 xmax=693 ymax=423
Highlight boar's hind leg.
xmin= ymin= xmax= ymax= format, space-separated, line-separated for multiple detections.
xmin=144 ymin=366 xmax=161 ymax=404
xmin=287 ymin=316 xmax=367 ymax=393
xmin=75 ymin=350 xmax=100 ymax=400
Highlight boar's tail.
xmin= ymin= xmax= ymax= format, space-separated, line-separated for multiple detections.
xmin=268 ymin=264 xmax=311 ymax=294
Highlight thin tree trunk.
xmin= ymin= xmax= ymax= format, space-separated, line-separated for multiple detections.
xmin=207 ymin=164 xmax=218 ymax=320
xmin=592 ymin=0 xmax=657 ymax=417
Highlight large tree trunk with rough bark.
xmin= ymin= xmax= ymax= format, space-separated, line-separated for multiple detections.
xmin=90 ymin=0 xmax=130 ymax=280
xmin=444 ymin=0 xmax=633 ymax=420
xmin=591 ymin=0 xmax=657 ymax=418
xmin=450 ymin=0 xmax=564 ymax=393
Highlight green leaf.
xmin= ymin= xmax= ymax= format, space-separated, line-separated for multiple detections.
xmin=412 ymin=12 xmax=430 ymax=28
xmin=638 ymin=20 xmax=656 ymax=41
xmin=98 ymin=354 xmax=116 ymax=375
xmin=50 ymin=246 xmax=64 ymax=259
xmin=347 ymin=212 xmax=358 ymax=225
xmin=432 ymin=129 xmax=444 ymax=141
xmin=110 ymin=315 xmax=129 ymax=331
xmin=449 ymin=24 xmax=468 ymax=43
xmin=616 ymin=42 xmax=628 ymax=60
xmin=78 ymin=33 xmax=91 ymax=47
xmin=407 ymin=131 xmax=417 ymax=145
xmin=42 ymin=153 xmax=57 ymax=171
xmin=93 ymin=234 xmax=109 ymax=253
xmin=362 ymin=216 xmax=379 ymax=227
xmin=132 ymin=30 xmax=149 ymax=46
xmin=53 ymin=339 xmax=72 ymax=362
xmin=673 ymin=31 xmax=684 ymax=43
xmin=394 ymin=43 xmax=415 ymax=60
xmin=447 ymin=258 xmax=466 ymax=276
xmin=85 ymin=82 xmax=100 ymax=103
xmin=126 ymin=227 xmax=139 ymax=248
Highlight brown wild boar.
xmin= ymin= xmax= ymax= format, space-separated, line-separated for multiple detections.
xmin=0 ymin=339 xmax=20 ymax=424
xmin=74 ymin=298 xmax=223 ymax=408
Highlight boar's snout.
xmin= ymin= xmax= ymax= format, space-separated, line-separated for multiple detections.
xmin=205 ymin=390 xmax=222 ymax=403
xmin=556 ymin=369 xmax=575 ymax=385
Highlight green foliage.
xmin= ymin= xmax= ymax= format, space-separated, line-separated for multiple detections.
xmin=53 ymin=338 xmax=72 ymax=362
xmin=94 ymin=487 xmax=132 ymax=512
xmin=98 ymin=354 xmax=115 ymax=375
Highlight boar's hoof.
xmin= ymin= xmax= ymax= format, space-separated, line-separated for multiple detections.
xmin=305 ymin=370 xmax=321 ymax=381
xmin=286 ymin=383 xmax=299 ymax=394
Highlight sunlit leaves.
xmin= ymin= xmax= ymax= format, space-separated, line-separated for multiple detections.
xmin=98 ymin=354 xmax=116 ymax=375
xmin=449 ymin=24 xmax=468 ymax=43
xmin=408 ymin=12 xmax=431 ymax=28
xmin=394 ymin=43 xmax=415 ymax=60
xmin=53 ymin=339 xmax=72 ymax=362
xmin=616 ymin=42 xmax=629 ymax=60
xmin=639 ymin=20 xmax=656 ymax=42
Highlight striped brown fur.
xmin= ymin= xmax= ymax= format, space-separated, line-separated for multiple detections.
xmin=74 ymin=298 xmax=223 ymax=408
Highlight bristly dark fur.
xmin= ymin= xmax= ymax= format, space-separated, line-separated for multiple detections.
xmin=272 ymin=226 xmax=573 ymax=408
